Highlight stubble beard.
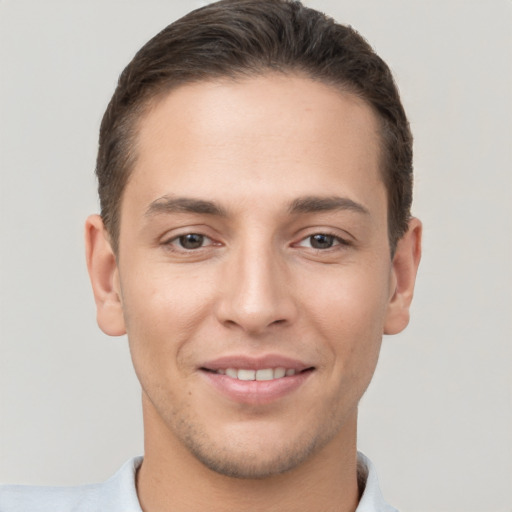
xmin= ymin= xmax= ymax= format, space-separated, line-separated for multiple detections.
xmin=170 ymin=403 xmax=345 ymax=480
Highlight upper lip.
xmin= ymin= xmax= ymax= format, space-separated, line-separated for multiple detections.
xmin=200 ymin=354 xmax=313 ymax=372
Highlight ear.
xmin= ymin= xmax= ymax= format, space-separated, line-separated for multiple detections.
xmin=384 ymin=217 xmax=422 ymax=335
xmin=85 ymin=215 xmax=126 ymax=336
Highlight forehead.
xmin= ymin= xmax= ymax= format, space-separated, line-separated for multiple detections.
xmin=125 ymin=74 xmax=384 ymax=217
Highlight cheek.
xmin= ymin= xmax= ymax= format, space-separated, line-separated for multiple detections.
xmin=121 ymin=259 xmax=212 ymax=321
xmin=303 ymin=258 xmax=390 ymax=315
xmin=299 ymin=263 xmax=390 ymax=361
xmin=119 ymin=265 xmax=215 ymax=374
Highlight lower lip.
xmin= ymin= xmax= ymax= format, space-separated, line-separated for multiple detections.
xmin=200 ymin=370 xmax=313 ymax=405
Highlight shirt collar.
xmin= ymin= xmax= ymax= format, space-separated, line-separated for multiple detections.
xmin=356 ymin=452 xmax=398 ymax=512
xmin=108 ymin=453 xmax=397 ymax=512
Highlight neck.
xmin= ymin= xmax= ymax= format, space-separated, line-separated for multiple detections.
xmin=137 ymin=396 xmax=360 ymax=512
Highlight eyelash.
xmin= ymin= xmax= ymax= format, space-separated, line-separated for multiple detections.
xmin=164 ymin=233 xmax=216 ymax=251
xmin=163 ymin=231 xmax=350 ymax=252
xmin=295 ymin=233 xmax=351 ymax=251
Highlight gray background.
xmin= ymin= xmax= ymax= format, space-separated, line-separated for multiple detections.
xmin=1 ymin=1 xmax=511 ymax=511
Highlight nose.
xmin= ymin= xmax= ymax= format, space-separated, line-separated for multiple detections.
xmin=214 ymin=243 xmax=298 ymax=335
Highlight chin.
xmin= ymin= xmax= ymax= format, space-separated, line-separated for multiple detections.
xmin=180 ymin=423 xmax=327 ymax=479
xmin=189 ymin=444 xmax=318 ymax=480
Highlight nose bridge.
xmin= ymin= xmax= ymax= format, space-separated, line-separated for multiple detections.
xmin=216 ymin=233 xmax=295 ymax=333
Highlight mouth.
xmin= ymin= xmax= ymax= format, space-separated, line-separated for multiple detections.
xmin=199 ymin=356 xmax=315 ymax=404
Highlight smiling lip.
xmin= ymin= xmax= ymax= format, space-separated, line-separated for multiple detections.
xmin=200 ymin=355 xmax=314 ymax=405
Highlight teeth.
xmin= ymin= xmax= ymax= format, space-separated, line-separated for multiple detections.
xmin=274 ymin=367 xmax=286 ymax=378
xmin=237 ymin=369 xmax=256 ymax=381
xmin=255 ymin=368 xmax=273 ymax=381
xmin=219 ymin=367 xmax=298 ymax=381
xmin=225 ymin=368 xmax=238 ymax=378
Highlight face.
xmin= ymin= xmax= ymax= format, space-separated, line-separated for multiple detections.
xmin=87 ymin=74 xmax=420 ymax=479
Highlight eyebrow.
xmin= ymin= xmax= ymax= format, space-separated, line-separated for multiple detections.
xmin=145 ymin=196 xmax=228 ymax=217
xmin=288 ymin=196 xmax=370 ymax=216
xmin=145 ymin=194 xmax=369 ymax=219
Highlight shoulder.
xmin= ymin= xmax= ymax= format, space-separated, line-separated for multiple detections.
xmin=0 ymin=457 xmax=143 ymax=512
xmin=0 ymin=482 xmax=105 ymax=512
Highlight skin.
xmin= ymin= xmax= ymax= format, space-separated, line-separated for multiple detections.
xmin=86 ymin=74 xmax=421 ymax=512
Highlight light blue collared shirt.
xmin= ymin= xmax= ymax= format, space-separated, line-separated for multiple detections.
xmin=0 ymin=453 xmax=397 ymax=511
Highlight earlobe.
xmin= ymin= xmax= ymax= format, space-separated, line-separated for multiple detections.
xmin=85 ymin=215 xmax=126 ymax=336
xmin=383 ymin=217 xmax=422 ymax=335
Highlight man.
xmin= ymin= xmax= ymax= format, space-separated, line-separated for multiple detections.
xmin=0 ymin=0 xmax=421 ymax=510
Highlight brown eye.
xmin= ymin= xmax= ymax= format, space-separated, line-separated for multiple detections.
xmin=178 ymin=233 xmax=206 ymax=249
xmin=309 ymin=234 xmax=336 ymax=249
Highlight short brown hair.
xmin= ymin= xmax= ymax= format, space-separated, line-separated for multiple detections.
xmin=96 ymin=0 xmax=413 ymax=254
